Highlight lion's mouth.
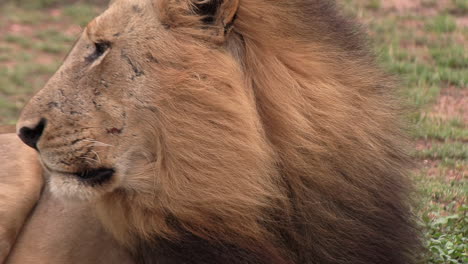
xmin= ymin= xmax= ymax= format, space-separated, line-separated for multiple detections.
xmin=44 ymin=163 xmax=115 ymax=186
xmin=74 ymin=168 xmax=115 ymax=185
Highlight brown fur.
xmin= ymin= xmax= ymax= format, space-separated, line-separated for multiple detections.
xmin=0 ymin=134 xmax=42 ymax=263
xmin=0 ymin=134 xmax=133 ymax=263
xmin=0 ymin=126 xmax=15 ymax=134
xmin=6 ymin=188 xmax=133 ymax=264
xmin=17 ymin=0 xmax=421 ymax=263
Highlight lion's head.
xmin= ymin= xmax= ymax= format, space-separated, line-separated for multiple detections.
xmin=18 ymin=0 xmax=264 ymax=199
xmin=17 ymin=0 xmax=420 ymax=263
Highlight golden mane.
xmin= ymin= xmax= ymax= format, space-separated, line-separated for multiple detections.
xmin=96 ymin=0 xmax=420 ymax=263
xmin=16 ymin=0 xmax=421 ymax=263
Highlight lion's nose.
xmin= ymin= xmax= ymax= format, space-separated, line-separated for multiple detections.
xmin=17 ymin=118 xmax=47 ymax=150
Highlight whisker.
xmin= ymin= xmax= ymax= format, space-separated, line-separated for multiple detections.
xmin=90 ymin=150 xmax=102 ymax=165
xmin=82 ymin=139 xmax=114 ymax=147
xmin=79 ymin=156 xmax=99 ymax=165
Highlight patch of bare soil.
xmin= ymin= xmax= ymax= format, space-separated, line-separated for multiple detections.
xmin=456 ymin=16 xmax=468 ymax=27
xmin=429 ymin=87 xmax=468 ymax=125
xmin=416 ymin=87 xmax=468 ymax=181
xmin=415 ymin=140 xmax=433 ymax=151
xmin=4 ymin=23 xmax=34 ymax=35
xmin=416 ymin=139 xmax=466 ymax=181
xmin=420 ymin=159 xmax=466 ymax=181
xmin=49 ymin=8 xmax=62 ymax=17
xmin=383 ymin=0 xmax=452 ymax=16
xmin=383 ymin=0 xmax=421 ymax=11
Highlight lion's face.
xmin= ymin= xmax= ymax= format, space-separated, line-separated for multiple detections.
xmin=17 ymin=0 xmax=261 ymax=201
xmin=17 ymin=0 xmax=165 ymax=199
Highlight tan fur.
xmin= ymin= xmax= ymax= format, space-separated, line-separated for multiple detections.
xmin=0 ymin=126 xmax=15 ymax=134
xmin=0 ymin=135 xmax=133 ymax=263
xmin=17 ymin=0 xmax=420 ymax=263
xmin=0 ymin=134 xmax=42 ymax=263
xmin=6 ymin=188 xmax=134 ymax=264
xmin=0 ymin=134 xmax=132 ymax=263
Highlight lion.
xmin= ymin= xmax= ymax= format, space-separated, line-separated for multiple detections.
xmin=13 ymin=0 xmax=421 ymax=263
xmin=6 ymin=187 xmax=134 ymax=264
xmin=0 ymin=134 xmax=42 ymax=263
xmin=0 ymin=134 xmax=133 ymax=263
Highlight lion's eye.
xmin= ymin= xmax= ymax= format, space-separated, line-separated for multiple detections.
xmin=86 ymin=41 xmax=110 ymax=62
xmin=95 ymin=42 xmax=110 ymax=56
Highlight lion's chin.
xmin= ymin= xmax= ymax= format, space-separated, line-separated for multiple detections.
xmin=47 ymin=170 xmax=118 ymax=201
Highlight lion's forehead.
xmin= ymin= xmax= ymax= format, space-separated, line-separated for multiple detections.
xmin=86 ymin=0 xmax=153 ymax=37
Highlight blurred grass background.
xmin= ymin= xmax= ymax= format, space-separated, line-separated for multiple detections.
xmin=0 ymin=0 xmax=467 ymax=263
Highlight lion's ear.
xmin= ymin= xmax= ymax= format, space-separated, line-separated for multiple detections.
xmin=192 ymin=0 xmax=239 ymax=30
xmin=160 ymin=0 xmax=239 ymax=42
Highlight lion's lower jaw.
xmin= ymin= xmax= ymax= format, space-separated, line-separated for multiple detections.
xmin=48 ymin=172 xmax=116 ymax=201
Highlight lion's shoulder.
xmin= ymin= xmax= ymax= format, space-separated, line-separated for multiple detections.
xmin=0 ymin=133 xmax=43 ymax=262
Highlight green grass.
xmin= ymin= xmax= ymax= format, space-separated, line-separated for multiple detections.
xmin=0 ymin=97 xmax=20 ymax=125
xmin=413 ymin=117 xmax=468 ymax=141
xmin=365 ymin=0 xmax=381 ymax=10
xmin=342 ymin=1 xmax=467 ymax=263
xmin=63 ymin=4 xmax=98 ymax=27
xmin=430 ymin=45 xmax=468 ymax=69
xmin=35 ymin=30 xmax=76 ymax=43
xmin=450 ymin=0 xmax=468 ymax=14
xmin=1 ymin=4 xmax=50 ymax=24
xmin=3 ymin=0 xmax=108 ymax=9
xmin=418 ymin=177 xmax=467 ymax=263
xmin=4 ymin=34 xmax=33 ymax=49
xmin=7 ymin=0 xmax=61 ymax=9
xmin=424 ymin=210 xmax=467 ymax=264
xmin=0 ymin=55 xmax=10 ymax=62
xmin=35 ymin=42 xmax=69 ymax=54
xmin=415 ymin=142 xmax=467 ymax=160
xmin=0 ymin=2 xmax=102 ymax=124
xmin=426 ymin=14 xmax=457 ymax=33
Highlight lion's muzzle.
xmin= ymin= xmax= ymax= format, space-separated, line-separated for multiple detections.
xmin=17 ymin=118 xmax=47 ymax=151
